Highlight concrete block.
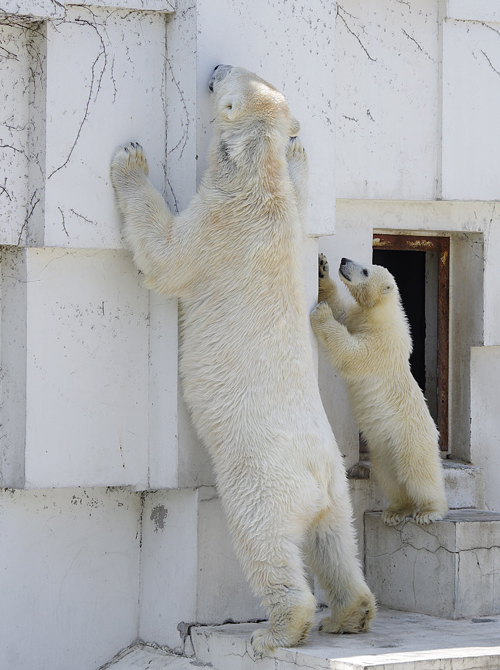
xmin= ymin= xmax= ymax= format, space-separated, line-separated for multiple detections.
xmin=471 ymin=346 xmax=500 ymax=511
xmin=336 ymin=0 xmax=440 ymax=200
xmin=443 ymin=461 xmax=485 ymax=510
xmin=139 ymin=489 xmax=199 ymax=651
xmin=442 ymin=18 xmax=500 ymax=200
xmin=365 ymin=510 xmax=500 ymax=618
xmin=139 ymin=488 xmax=264 ymax=651
xmin=1 ymin=248 xmax=151 ymax=489
xmin=0 ymin=487 xmax=141 ymax=670
xmin=196 ymin=487 xmax=265 ymax=624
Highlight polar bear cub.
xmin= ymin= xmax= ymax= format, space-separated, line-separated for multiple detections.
xmin=111 ymin=66 xmax=375 ymax=654
xmin=311 ymin=255 xmax=447 ymax=526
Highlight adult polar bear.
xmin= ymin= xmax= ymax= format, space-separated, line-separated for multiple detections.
xmin=111 ymin=65 xmax=375 ymax=653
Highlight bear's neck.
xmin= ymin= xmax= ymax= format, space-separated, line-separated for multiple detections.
xmin=207 ymin=131 xmax=290 ymax=199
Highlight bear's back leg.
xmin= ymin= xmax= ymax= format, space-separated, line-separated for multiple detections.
xmin=303 ymin=482 xmax=376 ymax=634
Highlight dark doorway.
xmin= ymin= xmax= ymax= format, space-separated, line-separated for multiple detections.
xmin=372 ymin=234 xmax=450 ymax=452
xmin=373 ymin=249 xmax=426 ymax=392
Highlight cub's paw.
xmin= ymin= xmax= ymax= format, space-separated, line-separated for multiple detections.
xmin=318 ymin=253 xmax=329 ymax=279
xmin=412 ymin=509 xmax=445 ymax=525
xmin=310 ymin=301 xmax=332 ymax=326
xmin=382 ymin=507 xmax=413 ymax=526
xmin=110 ymin=142 xmax=149 ymax=186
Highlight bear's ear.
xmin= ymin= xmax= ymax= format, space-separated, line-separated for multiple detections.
xmin=381 ymin=282 xmax=394 ymax=295
xmin=221 ymin=95 xmax=244 ymax=121
xmin=289 ymin=116 xmax=300 ymax=137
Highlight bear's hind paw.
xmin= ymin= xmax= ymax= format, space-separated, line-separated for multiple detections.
xmin=320 ymin=593 xmax=376 ymax=635
xmin=382 ymin=508 xmax=413 ymax=526
xmin=412 ymin=509 xmax=445 ymax=525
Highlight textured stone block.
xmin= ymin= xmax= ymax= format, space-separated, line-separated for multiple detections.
xmin=365 ymin=510 xmax=500 ymax=618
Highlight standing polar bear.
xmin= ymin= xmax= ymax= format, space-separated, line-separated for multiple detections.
xmin=110 ymin=66 xmax=375 ymax=654
xmin=311 ymin=255 xmax=447 ymax=526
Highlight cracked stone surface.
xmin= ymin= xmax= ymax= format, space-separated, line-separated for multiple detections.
xmin=365 ymin=511 xmax=500 ymax=618
xmin=190 ymin=608 xmax=500 ymax=670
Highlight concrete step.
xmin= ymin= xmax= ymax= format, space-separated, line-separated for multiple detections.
xmin=365 ymin=509 xmax=500 ymax=618
xmin=190 ymin=608 xmax=500 ymax=670
xmin=100 ymin=645 xmax=212 ymax=670
xmin=443 ymin=460 xmax=485 ymax=509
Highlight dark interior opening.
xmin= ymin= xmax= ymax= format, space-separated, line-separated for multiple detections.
xmin=372 ymin=249 xmax=426 ymax=393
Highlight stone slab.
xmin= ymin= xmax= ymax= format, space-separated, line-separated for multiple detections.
xmin=365 ymin=510 xmax=500 ymax=618
xmin=104 ymin=645 xmax=211 ymax=669
xmin=191 ymin=608 xmax=500 ymax=670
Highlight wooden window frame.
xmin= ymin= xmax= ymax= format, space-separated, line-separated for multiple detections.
xmin=373 ymin=233 xmax=450 ymax=452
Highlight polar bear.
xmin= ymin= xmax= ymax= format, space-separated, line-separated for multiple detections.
xmin=311 ymin=254 xmax=448 ymax=526
xmin=110 ymin=66 xmax=375 ymax=654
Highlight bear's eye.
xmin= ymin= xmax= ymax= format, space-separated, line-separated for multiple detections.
xmin=362 ymin=269 xmax=369 ymax=277
xmin=226 ymin=104 xmax=232 ymax=110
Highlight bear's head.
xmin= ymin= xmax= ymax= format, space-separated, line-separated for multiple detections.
xmin=338 ymin=258 xmax=397 ymax=309
xmin=208 ymin=65 xmax=300 ymax=174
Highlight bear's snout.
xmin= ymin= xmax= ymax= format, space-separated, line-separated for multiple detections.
xmin=208 ymin=64 xmax=233 ymax=92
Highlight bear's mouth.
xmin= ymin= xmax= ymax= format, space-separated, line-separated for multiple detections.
xmin=339 ymin=266 xmax=351 ymax=282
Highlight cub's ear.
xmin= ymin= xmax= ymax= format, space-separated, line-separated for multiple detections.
xmin=221 ymin=95 xmax=244 ymax=121
xmin=381 ymin=282 xmax=394 ymax=295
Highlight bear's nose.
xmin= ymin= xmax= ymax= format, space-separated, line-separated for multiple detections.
xmin=341 ymin=257 xmax=350 ymax=266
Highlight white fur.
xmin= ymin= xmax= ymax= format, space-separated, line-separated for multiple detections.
xmin=311 ymin=254 xmax=448 ymax=526
xmin=110 ymin=66 xmax=375 ymax=654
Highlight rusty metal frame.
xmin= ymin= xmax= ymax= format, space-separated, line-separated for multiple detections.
xmin=373 ymin=233 xmax=450 ymax=452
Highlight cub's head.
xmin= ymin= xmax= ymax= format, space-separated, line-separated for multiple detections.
xmin=208 ymin=65 xmax=300 ymax=152
xmin=338 ymin=258 xmax=397 ymax=309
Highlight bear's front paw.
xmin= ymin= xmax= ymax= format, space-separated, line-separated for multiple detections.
xmin=318 ymin=253 xmax=329 ymax=279
xmin=286 ymin=135 xmax=307 ymax=163
xmin=110 ymin=142 xmax=149 ymax=188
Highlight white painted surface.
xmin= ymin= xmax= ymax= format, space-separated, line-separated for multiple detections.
xmin=43 ymin=6 xmax=169 ymax=248
xmin=471 ymin=346 xmax=500 ymax=511
xmin=336 ymin=0 xmax=440 ymax=201
xmin=442 ymin=18 xmax=500 ymax=201
xmin=0 ymin=248 xmax=151 ymax=489
xmin=446 ymin=0 xmax=500 ymax=22
xmin=0 ymin=487 xmax=141 ymax=670
xmin=0 ymin=23 xmax=31 ymax=246
xmin=165 ymin=0 xmax=335 ymax=237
